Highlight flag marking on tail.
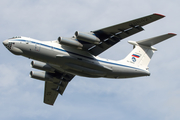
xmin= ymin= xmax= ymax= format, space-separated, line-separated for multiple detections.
xmin=132 ymin=54 xmax=140 ymax=58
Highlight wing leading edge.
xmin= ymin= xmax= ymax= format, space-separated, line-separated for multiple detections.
xmin=79 ymin=13 xmax=165 ymax=56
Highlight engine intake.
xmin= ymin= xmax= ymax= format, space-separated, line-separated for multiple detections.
xmin=75 ymin=31 xmax=100 ymax=44
xmin=30 ymin=71 xmax=54 ymax=81
xmin=58 ymin=37 xmax=83 ymax=49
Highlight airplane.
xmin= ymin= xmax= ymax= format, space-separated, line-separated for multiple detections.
xmin=3 ymin=13 xmax=176 ymax=105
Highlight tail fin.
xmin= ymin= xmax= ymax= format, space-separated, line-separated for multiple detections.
xmin=122 ymin=33 xmax=176 ymax=69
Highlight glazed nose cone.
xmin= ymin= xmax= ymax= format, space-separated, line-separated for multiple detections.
xmin=3 ymin=40 xmax=8 ymax=46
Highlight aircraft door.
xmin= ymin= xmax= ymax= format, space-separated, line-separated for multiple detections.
xmin=35 ymin=43 xmax=41 ymax=52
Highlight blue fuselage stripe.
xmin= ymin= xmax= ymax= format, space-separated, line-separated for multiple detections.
xmin=11 ymin=39 xmax=145 ymax=72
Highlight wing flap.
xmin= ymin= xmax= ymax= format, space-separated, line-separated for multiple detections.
xmin=89 ymin=25 xmax=144 ymax=55
xmin=52 ymin=81 xmax=69 ymax=95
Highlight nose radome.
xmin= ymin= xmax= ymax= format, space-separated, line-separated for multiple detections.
xmin=3 ymin=40 xmax=8 ymax=46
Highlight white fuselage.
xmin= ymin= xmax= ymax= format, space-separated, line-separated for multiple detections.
xmin=3 ymin=37 xmax=150 ymax=78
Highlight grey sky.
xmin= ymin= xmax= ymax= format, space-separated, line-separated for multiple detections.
xmin=0 ymin=0 xmax=180 ymax=120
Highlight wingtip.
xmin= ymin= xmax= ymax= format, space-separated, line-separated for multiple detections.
xmin=44 ymin=101 xmax=54 ymax=106
xmin=168 ymin=33 xmax=177 ymax=36
xmin=154 ymin=13 xmax=165 ymax=17
xmin=46 ymin=103 xmax=54 ymax=106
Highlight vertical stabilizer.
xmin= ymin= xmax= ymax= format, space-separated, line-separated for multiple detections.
xmin=122 ymin=33 xmax=176 ymax=69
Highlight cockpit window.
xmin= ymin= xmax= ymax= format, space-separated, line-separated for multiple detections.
xmin=8 ymin=36 xmax=21 ymax=39
xmin=7 ymin=42 xmax=13 ymax=49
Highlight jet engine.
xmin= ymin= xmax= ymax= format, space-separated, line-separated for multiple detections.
xmin=31 ymin=61 xmax=55 ymax=73
xmin=58 ymin=37 xmax=83 ymax=49
xmin=30 ymin=71 xmax=54 ymax=81
xmin=75 ymin=31 xmax=100 ymax=44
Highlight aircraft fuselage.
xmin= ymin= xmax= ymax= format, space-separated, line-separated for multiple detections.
xmin=3 ymin=37 xmax=150 ymax=78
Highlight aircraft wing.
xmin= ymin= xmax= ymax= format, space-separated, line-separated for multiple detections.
xmin=80 ymin=13 xmax=165 ymax=56
xmin=44 ymin=70 xmax=74 ymax=105
xmin=44 ymin=81 xmax=59 ymax=105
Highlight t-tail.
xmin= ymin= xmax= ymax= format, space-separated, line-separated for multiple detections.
xmin=122 ymin=33 xmax=176 ymax=70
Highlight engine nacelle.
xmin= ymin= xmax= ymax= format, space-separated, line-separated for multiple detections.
xmin=75 ymin=31 xmax=100 ymax=44
xmin=30 ymin=71 xmax=54 ymax=81
xmin=58 ymin=37 xmax=83 ymax=49
xmin=31 ymin=61 xmax=55 ymax=73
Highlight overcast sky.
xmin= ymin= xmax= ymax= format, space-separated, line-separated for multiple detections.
xmin=0 ymin=0 xmax=180 ymax=120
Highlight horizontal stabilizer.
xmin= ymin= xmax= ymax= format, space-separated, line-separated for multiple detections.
xmin=137 ymin=33 xmax=176 ymax=47
xmin=125 ymin=33 xmax=177 ymax=69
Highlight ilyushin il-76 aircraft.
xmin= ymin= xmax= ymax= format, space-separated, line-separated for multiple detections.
xmin=3 ymin=13 xmax=176 ymax=105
